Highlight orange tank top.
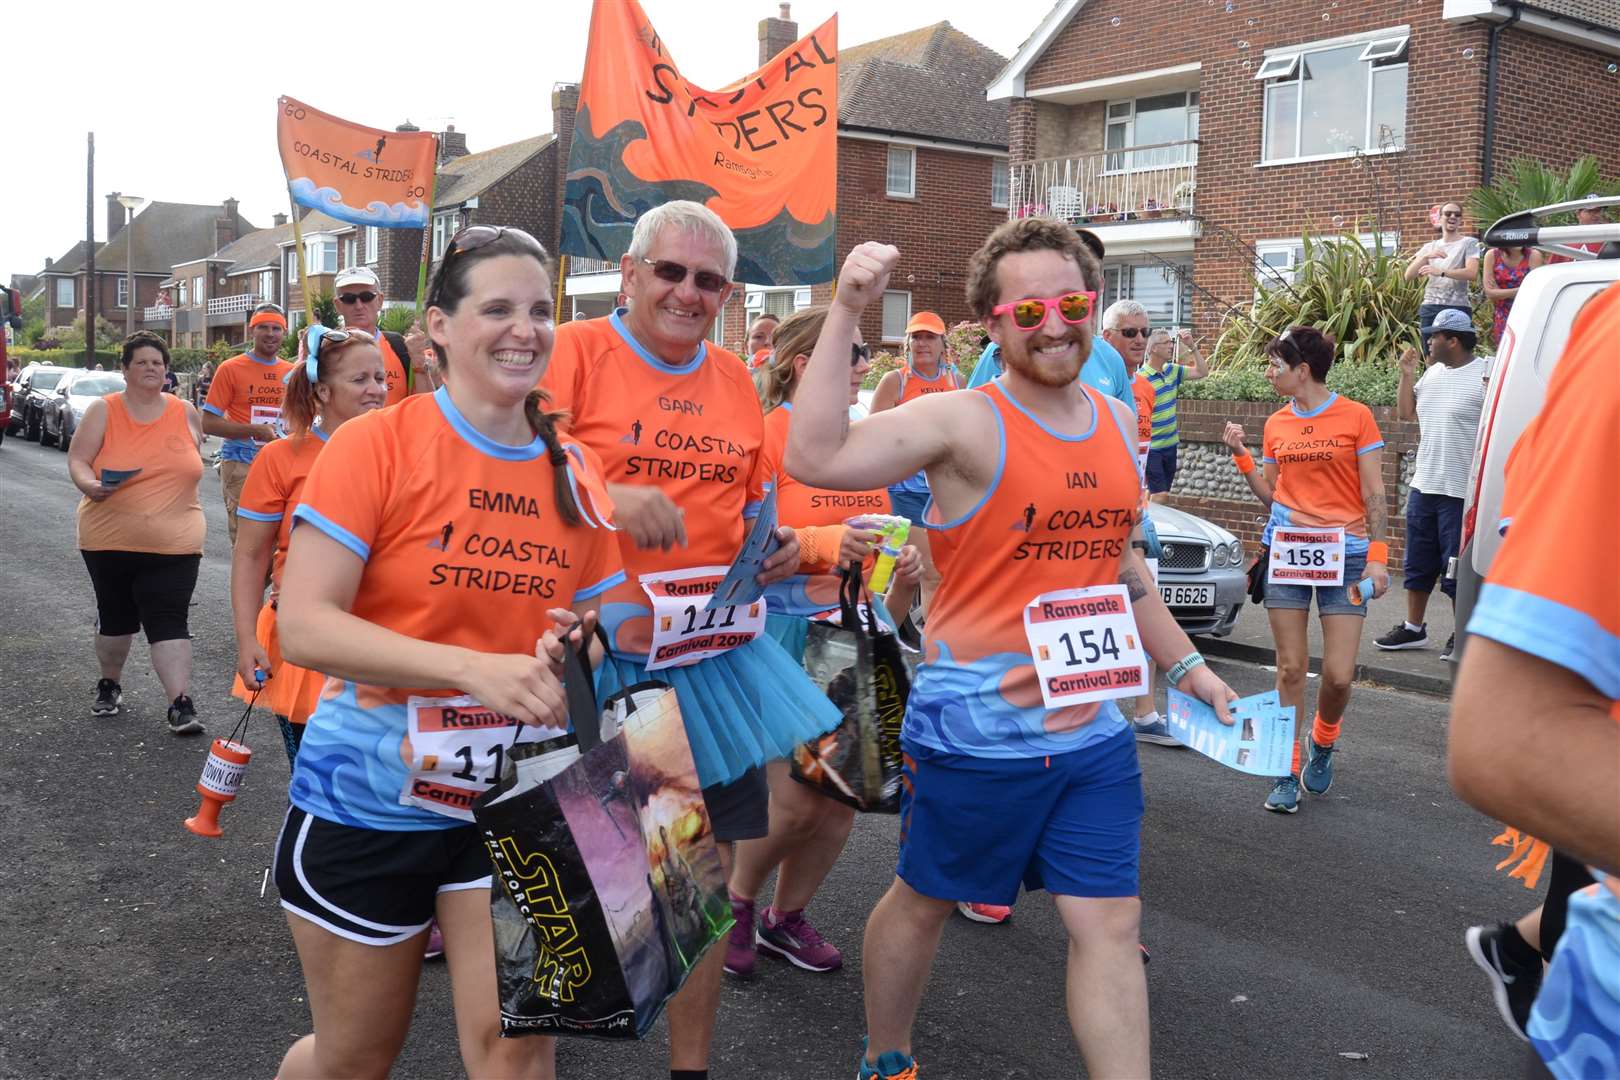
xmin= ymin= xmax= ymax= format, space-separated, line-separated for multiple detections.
xmin=897 ymin=363 xmax=961 ymax=404
xmin=907 ymin=380 xmax=1141 ymax=757
xmin=78 ymin=393 xmax=205 ymax=554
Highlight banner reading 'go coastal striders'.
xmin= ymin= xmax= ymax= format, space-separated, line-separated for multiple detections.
xmin=561 ymin=0 xmax=837 ymax=287
xmin=277 ymin=96 xmax=439 ymax=229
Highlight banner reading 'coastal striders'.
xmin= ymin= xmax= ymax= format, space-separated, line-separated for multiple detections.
xmin=561 ymin=0 xmax=837 ymax=286
xmin=276 ymin=96 xmax=439 ymax=229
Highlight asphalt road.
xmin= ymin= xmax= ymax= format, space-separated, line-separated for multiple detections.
xmin=0 ymin=435 xmax=1527 ymax=1079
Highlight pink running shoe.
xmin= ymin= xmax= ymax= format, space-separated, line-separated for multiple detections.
xmin=724 ymin=895 xmax=756 ymax=978
xmin=956 ymin=901 xmax=1012 ymax=924
xmin=423 ymin=920 xmax=445 ymax=961
xmin=757 ymin=908 xmax=843 ymax=972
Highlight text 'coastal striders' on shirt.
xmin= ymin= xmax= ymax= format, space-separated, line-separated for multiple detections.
xmin=285 ymin=387 xmax=625 ymax=830
xmin=540 ymin=310 xmax=768 ymax=661
xmin=202 ymin=351 xmax=294 ymax=463
xmin=1261 ymin=392 xmax=1384 ymax=556
xmin=908 ymin=380 xmax=1142 ymax=759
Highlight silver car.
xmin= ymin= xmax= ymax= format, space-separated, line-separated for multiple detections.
xmin=42 ymin=370 xmax=126 ymax=451
xmin=1146 ymin=502 xmax=1246 ymax=638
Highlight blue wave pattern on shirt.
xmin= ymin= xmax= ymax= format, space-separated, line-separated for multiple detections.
xmin=1528 ymin=881 xmax=1620 ymax=1080
xmin=905 ymin=641 xmax=1125 ymax=759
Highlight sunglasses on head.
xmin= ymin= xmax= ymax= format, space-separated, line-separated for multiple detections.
xmin=991 ymin=291 xmax=1097 ymax=331
xmin=337 ymin=291 xmax=377 ymax=305
xmin=640 ymin=258 xmax=729 ymax=294
xmin=429 ymin=225 xmax=547 ymax=306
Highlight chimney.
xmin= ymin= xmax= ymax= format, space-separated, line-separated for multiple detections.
xmin=223 ymin=197 xmax=242 ymax=240
xmin=758 ymin=3 xmax=798 ymax=66
xmin=107 ymin=192 xmax=127 ymax=241
xmin=396 ymin=119 xmax=420 ymax=132
xmin=44 ymin=257 xmax=54 ymax=269
xmin=438 ymin=124 xmax=470 ymax=164
xmin=273 ymin=212 xmax=288 ymax=227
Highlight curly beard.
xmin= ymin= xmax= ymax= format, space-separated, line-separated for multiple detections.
xmin=999 ymin=323 xmax=1090 ymax=388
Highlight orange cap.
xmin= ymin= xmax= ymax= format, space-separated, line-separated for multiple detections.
xmin=905 ymin=311 xmax=946 ymax=336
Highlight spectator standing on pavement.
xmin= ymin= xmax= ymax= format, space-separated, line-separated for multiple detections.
xmin=1482 ymin=244 xmax=1539 ymax=346
xmin=1449 ymin=282 xmax=1620 ymax=1080
xmin=192 ymin=360 xmax=213 ymax=408
xmin=1377 ymin=309 xmax=1490 ymax=661
xmin=1405 ymin=202 xmax=1481 ymax=331
xmin=67 ymin=331 xmax=207 ymax=736
xmin=330 ymin=265 xmax=422 ymax=405
xmin=202 ymin=303 xmax=293 ymax=545
xmin=746 ymin=310 xmax=780 ymax=369
xmin=1138 ymin=325 xmax=1210 ymax=503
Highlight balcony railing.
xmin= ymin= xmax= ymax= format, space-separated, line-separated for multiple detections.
xmin=565 ymin=256 xmax=618 ymax=275
xmin=1010 ymin=140 xmax=1198 ymax=226
xmin=143 ymin=305 xmax=173 ymax=321
xmin=206 ymin=293 xmax=262 ymax=316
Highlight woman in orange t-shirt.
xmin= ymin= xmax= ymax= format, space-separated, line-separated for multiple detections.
xmin=727 ymin=306 xmax=922 ymax=979
xmin=229 ymin=326 xmax=388 ymax=764
xmin=68 ymin=331 xmax=207 ymax=735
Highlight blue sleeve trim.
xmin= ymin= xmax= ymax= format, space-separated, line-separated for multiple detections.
xmin=235 ymin=508 xmax=284 ymax=523
xmin=202 ymin=404 xmax=225 ymax=417
xmin=1356 ymin=440 xmax=1385 ymax=456
xmin=573 ymin=570 xmax=626 ymax=602
xmin=1498 ymin=516 xmax=1513 ymax=537
xmin=291 ymin=505 xmax=371 ymax=562
xmin=1468 ymin=583 xmax=1620 ymax=699
xmin=1262 ymin=456 xmax=1278 ymax=465
xmin=743 ymin=500 xmax=763 ymax=520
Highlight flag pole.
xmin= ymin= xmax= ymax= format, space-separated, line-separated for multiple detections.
xmin=286 ymin=184 xmax=311 ymax=344
xmin=555 ymin=255 xmax=568 ymax=322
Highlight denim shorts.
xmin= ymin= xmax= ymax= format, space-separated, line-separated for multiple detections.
xmin=1262 ymin=548 xmax=1369 ymax=617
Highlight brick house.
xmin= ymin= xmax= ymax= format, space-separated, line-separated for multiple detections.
xmin=990 ymin=0 xmax=1620 ymax=561
xmin=559 ymin=5 xmax=1014 ymax=355
xmin=37 ymin=242 xmax=96 ymax=335
xmin=990 ymin=0 xmax=1620 ymax=336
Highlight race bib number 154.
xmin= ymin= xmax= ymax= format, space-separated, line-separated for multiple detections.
xmin=1023 ymin=584 xmax=1149 ymax=710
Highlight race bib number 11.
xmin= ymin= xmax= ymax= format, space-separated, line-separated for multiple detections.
xmin=400 ymin=695 xmax=561 ymax=822
xmin=1023 ymin=584 xmax=1149 ymax=710
xmin=1267 ymin=527 xmax=1346 ymax=586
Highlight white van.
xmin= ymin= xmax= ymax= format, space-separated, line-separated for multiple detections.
xmin=1452 ymin=197 xmax=1620 ymax=656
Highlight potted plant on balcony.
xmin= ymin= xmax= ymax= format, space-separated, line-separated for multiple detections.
xmin=1171 ymin=180 xmax=1196 ymax=215
xmin=1141 ymin=198 xmax=1165 ymax=219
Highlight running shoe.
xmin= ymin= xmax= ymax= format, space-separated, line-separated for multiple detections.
xmin=92 ymin=678 xmax=122 ymax=717
xmin=1263 ymin=775 xmax=1300 ymax=814
xmin=1132 ymin=714 xmax=1182 ymax=747
xmin=423 ymin=921 xmax=445 ymax=961
xmin=757 ymin=908 xmax=842 ymax=972
xmin=166 ymin=694 xmax=204 ymax=736
xmin=1300 ymin=735 xmax=1337 ymax=796
xmin=857 ymin=1040 xmax=919 ymax=1080
xmin=1441 ymin=633 xmax=1457 ymax=663
xmin=1374 ymin=623 xmax=1429 ymax=651
xmin=724 ymin=895 xmax=756 ymax=979
xmin=1465 ymin=924 xmax=1541 ymax=1042
xmin=956 ymin=902 xmax=1012 ymax=924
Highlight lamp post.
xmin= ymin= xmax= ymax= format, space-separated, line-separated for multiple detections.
xmin=116 ymin=195 xmax=146 ymax=338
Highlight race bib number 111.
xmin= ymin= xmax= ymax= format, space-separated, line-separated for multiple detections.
xmin=1023 ymin=584 xmax=1149 ymax=710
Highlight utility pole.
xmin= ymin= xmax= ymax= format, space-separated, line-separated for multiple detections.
xmin=85 ymin=133 xmax=96 ymax=365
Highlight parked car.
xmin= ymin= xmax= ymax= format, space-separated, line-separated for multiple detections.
xmin=1453 ymin=197 xmax=1620 ymax=660
xmin=7 ymin=364 xmax=73 ymax=442
xmin=42 ymin=370 xmax=126 ymax=450
xmin=1146 ymin=502 xmax=1246 ymax=638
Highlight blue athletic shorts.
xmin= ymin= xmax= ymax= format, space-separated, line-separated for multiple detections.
xmin=1262 ymin=548 xmax=1369 ymax=617
xmin=888 ymin=486 xmax=930 ymax=524
xmin=1144 ymin=446 xmax=1178 ymax=495
xmin=896 ymin=726 xmax=1143 ymax=904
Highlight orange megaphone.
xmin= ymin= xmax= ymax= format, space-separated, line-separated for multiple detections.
xmin=185 ymin=737 xmax=253 ymax=837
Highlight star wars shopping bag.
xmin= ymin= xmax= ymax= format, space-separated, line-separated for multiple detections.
xmin=474 ymin=649 xmax=732 ymax=1040
xmin=789 ymin=568 xmax=911 ymax=813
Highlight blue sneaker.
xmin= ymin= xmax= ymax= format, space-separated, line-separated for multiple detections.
xmin=857 ymin=1039 xmax=919 ymax=1079
xmin=1301 ymin=735 xmax=1336 ymax=795
xmin=1132 ymin=713 xmax=1182 ymax=747
xmin=1264 ymin=775 xmax=1300 ymax=814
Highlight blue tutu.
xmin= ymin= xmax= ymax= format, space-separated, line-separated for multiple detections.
xmin=765 ymin=612 xmax=810 ymax=665
xmin=595 ymin=632 xmax=839 ymax=789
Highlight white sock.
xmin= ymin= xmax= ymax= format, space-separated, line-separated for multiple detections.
xmin=1135 ymin=711 xmax=1160 ymax=726
xmin=1404 ymin=621 xmax=1425 ymax=633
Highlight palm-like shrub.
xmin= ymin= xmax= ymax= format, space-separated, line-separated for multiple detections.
xmin=1468 ymin=157 xmax=1616 ymax=231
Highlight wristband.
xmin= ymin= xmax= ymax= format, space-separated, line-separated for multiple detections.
xmin=1233 ymin=449 xmax=1255 ymax=475
xmin=1166 ymin=651 xmax=1206 ymax=687
xmin=1366 ymin=541 xmax=1389 ymax=565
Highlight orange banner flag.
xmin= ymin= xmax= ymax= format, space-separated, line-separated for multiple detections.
xmin=277 ymin=97 xmax=439 ymax=229
xmin=562 ymin=0 xmax=837 ymax=286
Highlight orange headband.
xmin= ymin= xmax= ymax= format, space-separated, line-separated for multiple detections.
xmin=249 ymin=311 xmax=288 ymax=330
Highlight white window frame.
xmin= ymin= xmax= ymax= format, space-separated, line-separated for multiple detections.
xmin=1100 ymin=258 xmax=1193 ymax=327
xmin=745 ymin=286 xmax=811 ymax=321
xmin=991 ymin=158 xmax=1010 ymax=208
xmin=881 ymin=290 xmax=912 ymax=343
xmin=286 ymin=250 xmax=298 ymax=285
xmin=1257 ymin=27 xmax=1409 ymax=165
xmin=342 ymin=235 xmax=357 ymax=269
xmin=1254 ymin=232 xmax=1401 ymax=290
xmin=304 ymin=237 xmax=338 ymax=276
xmin=886 ymin=145 xmax=916 ymax=199
xmin=55 ymin=278 xmax=74 ymax=307
xmin=432 ymin=211 xmax=462 ymax=260
xmin=192 ymin=275 xmax=205 ymax=306
xmin=177 ymin=279 xmax=189 ymax=306
xmin=1104 ymin=91 xmax=1200 ymax=174
xmin=116 ymin=277 xmax=129 ymax=308
xmin=365 ymin=225 xmax=380 ymax=265
xmin=258 ymin=270 xmax=274 ymax=301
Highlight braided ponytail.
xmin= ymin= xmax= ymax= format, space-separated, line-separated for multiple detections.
xmin=523 ymin=389 xmax=584 ymax=527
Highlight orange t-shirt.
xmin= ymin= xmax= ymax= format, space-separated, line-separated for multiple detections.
xmin=78 ymin=393 xmax=205 ymax=555
xmin=378 ymin=333 xmax=411 ymax=406
xmin=542 ymin=312 xmax=768 ymax=658
xmin=1131 ymin=373 xmax=1155 ymax=443
xmin=236 ymin=428 xmax=328 ymax=595
xmin=202 ymin=351 xmax=295 ymax=462
xmin=1261 ymin=393 xmax=1384 ymax=550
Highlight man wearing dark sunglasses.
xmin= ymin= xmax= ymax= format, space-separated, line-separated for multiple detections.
xmin=543 ymin=200 xmax=831 ymax=1080
xmin=1404 ymin=200 xmax=1480 ymax=332
xmin=331 ymin=266 xmax=421 ymax=404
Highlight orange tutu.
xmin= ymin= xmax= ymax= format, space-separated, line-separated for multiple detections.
xmin=231 ymin=603 xmax=324 ymax=724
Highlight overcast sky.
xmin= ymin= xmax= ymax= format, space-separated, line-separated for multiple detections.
xmin=1 ymin=0 xmax=1056 ymax=278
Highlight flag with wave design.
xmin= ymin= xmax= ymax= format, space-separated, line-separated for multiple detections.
xmin=563 ymin=0 xmax=837 ymax=286
xmin=277 ymin=97 xmax=439 ymax=229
